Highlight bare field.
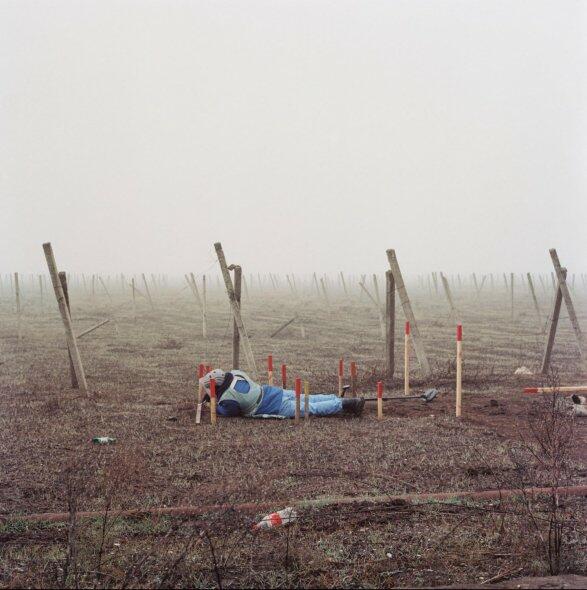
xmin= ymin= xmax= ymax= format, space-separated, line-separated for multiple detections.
xmin=1 ymin=279 xmax=586 ymax=588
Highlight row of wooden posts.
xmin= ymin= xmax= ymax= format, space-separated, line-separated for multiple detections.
xmin=200 ymin=321 xmax=464 ymax=426
xmin=14 ymin=242 xmax=583 ymax=399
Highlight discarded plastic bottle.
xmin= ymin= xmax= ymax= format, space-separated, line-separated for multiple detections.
xmin=254 ymin=507 xmax=297 ymax=530
xmin=92 ymin=437 xmax=116 ymax=445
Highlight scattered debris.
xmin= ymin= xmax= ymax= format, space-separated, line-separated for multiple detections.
xmin=514 ymin=366 xmax=532 ymax=375
xmin=92 ymin=436 xmax=116 ymax=445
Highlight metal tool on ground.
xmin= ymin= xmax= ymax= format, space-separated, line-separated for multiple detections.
xmin=363 ymin=388 xmax=438 ymax=403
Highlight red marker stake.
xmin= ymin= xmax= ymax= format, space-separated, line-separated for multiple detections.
xmin=377 ymin=381 xmax=383 ymax=420
xmin=294 ymin=378 xmax=301 ymax=424
xmin=456 ymin=324 xmax=463 ymax=417
xmin=210 ymin=378 xmax=217 ymax=426
xmin=281 ymin=364 xmax=287 ymax=389
xmin=268 ymin=355 xmax=274 ymax=386
xmin=350 ymin=361 xmax=357 ymax=396
xmin=404 ymin=322 xmax=411 ymax=396
xmin=338 ymin=358 xmax=344 ymax=397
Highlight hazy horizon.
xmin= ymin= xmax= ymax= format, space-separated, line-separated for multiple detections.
xmin=2 ymin=0 xmax=586 ymax=275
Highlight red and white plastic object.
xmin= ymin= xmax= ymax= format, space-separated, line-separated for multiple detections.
xmin=254 ymin=507 xmax=297 ymax=530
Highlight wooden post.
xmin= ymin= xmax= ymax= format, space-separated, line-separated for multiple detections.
xmin=98 ymin=276 xmax=112 ymax=302
xmin=58 ymin=272 xmax=79 ymax=389
xmin=270 ymin=315 xmax=298 ymax=338
xmin=131 ymin=278 xmax=137 ymax=322
xmin=340 ymin=271 xmax=348 ymax=298
xmin=281 ymin=364 xmax=287 ymax=389
xmin=350 ymin=361 xmax=357 ymax=396
xmin=232 ymin=265 xmax=242 ymax=369
xmin=377 ymin=381 xmax=383 ymax=420
xmin=541 ymin=269 xmax=565 ymax=375
xmin=320 ymin=277 xmax=330 ymax=305
xmin=526 ymin=273 xmax=542 ymax=329
xmin=549 ymin=249 xmax=583 ymax=350
xmin=142 ymin=273 xmax=154 ymax=309
xmin=440 ymin=272 xmax=458 ymax=322
xmin=386 ymin=250 xmax=431 ymax=376
xmin=214 ymin=243 xmax=257 ymax=375
xmin=456 ymin=324 xmax=463 ymax=417
xmin=338 ymin=358 xmax=344 ymax=397
xmin=38 ymin=274 xmax=44 ymax=309
xmin=372 ymin=274 xmax=386 ymax=338
xmin=202 ymin=275 xmax=207 ymax=338
xmin=385 ymin=270 xmax=395 ymax=379
xmin=14 ymin=272 xmax=21 ymax=341
xmin=404 ymin=322 xmax=410 ymax=396
xmin=43 ymin=243 xmax=88 ymax=394
xmin=359 ymin=281 xmax=385 ymax=337
xmin=304 ymin=381 xmax=310 ymax=420
xmin=294 ymin=377 xmax=301 ymax=424
xmin=210 ymin=378 xmax=217 ymax=426
xmin=267 ymin=355 xmax=274 ymax=385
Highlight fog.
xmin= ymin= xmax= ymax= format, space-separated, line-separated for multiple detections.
xmin=1 ymin=0 xmax=586 ymax=276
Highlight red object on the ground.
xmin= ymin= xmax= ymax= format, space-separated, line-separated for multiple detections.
xmin=524 ymin=387 xmax=539 ymax=394
xmin=281 ymin=364 xmax=287 ymax=388
xmin=350 ymin=361 xmax=357 ymax=377
xmin=457 ymin=324 xmax=463 ymax=341
xmin=268 ymin=355 xmax=273 ymax=371
xmin=338 ymin=358 xmax=344 ymax=376
xmin=405 ymin=321 xmax=410 ymax=335
xmin=377 ymin=381 xmax=383 ymax=399
xmin=198 ymin=364 xmax=205 ymax=378
xmin=210 ymin=379 xmax=216 ymax=399
xmin=295 ymin=378 xmax=301 ymax=398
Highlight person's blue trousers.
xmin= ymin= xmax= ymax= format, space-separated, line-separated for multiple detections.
xmin=278 ymin=390 xmax=342 ymax=418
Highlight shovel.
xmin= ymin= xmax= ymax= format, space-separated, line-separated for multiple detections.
xmin=363 ymin=388 xmax=438 ymax=403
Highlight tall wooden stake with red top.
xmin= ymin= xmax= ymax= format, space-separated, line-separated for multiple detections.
xmin=404 ymin=322 xmax=410 ymax=396
xmin=456 ymin=324 xmax=463 ymax=417
xmin=350 ymin=362 xmax=357 ymax=396
xmin=281 ymin=364 xmax=287 ymax=389
xmin=268 ymin=355 xmax=274 ymax=385
xmin=338 ymin=359 xmax=344 ymax=397
xmin=377 ymin=381 xmax=383 ymax=420
xmin=210 ymin=378 xmax=217 ymax=426
xmin=294 ymin=378 xmax=301 ymax=424
xmin=304 ymin=380 xmax=310 ymax=420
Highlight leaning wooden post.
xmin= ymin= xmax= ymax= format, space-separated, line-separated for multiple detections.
xmin=404 ymin=322 xmax=410 ymax=396
xmin=320 ymin=277 xmax=330 ymax=305
xmin=385 ymin=270 xmax=396 ymax=379
xmin=338 ymin=358 xmax=344 ymax=397
xmin=281 ymin=364 xmax=287 ymax=389
xmin=42 ymin=242 xmax=88 ymax=394
xmin=58 ymin=272 xmax=79 ymax=389
xmin=214 ymin=243 xmax=257 ymax=375
xmin=377 ymin=381 xmax=383 ymax=421
xmin=131 ymin=278 xmax=137 ymax=322
xmin=232 ymin=265 xmax=242 ymax=369
xmin=267 ymin=355 xmax=274 ymax=385
xmin=142 ymin=273 xmax=154 ymax=309
xmin=350 ymin=361 xmax=357 ymax=396
xmin=541 ymin=268 xmax=566 ymax=374
xmin=526 ymin=273 xmax=542 ymax=329
xmin=456 ymin=324 xmax=463 ymax=417
xmin=294 ymin=378 xmax=301 ymax=424
xmin=440 ymin=272 xmax=458 ymax=322
xmin=210 ymin=378 xmax=217 ymax=426
xmin=14 ymin=272 xmax=22 ymax=341
xmin=386 ymin=250 xmax=431 ymax=376
xmin=304 ymin=381 xmax=310 ymax=420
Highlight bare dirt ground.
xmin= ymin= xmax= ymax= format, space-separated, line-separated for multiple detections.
xmin=1 ymin=276 xmax=586 ymax=588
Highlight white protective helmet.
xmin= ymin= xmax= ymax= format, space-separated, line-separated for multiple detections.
xmin=199 ymin=369 xmax=226 ymax=391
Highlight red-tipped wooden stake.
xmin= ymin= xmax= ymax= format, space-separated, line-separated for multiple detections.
xmin=524 ymin=385 xmax=587 ymax=394
xmin=404 ymin=322 xmax=410 ymax=396
xmin=338 ymin=358 xmax=344 ymax=397
xmin=295 ymin=378 xmax=301 ymax=424
xmin=281 ymin=364 xmax=287 ymax=389
xmin=456 ymin=324 xmax=463 ymax=417
xmin=377 ymin=381 xmax=383 ymax=420
xmin=304 ymin=380 xmax=310 ymax=420
xmin=210 ymin=378 xmax=217 ymax=426
xmin=268 ymin=355 xmax=274 ymax=386
xmin=350 ymin=361 xmax=357 ymax=396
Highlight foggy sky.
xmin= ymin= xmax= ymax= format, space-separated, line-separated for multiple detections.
xmin=1 ymin=0 xmax=586 ymax=275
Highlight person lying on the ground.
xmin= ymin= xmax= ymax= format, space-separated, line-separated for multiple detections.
xmin=198 ymin=369 xmax=364 ymax=418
